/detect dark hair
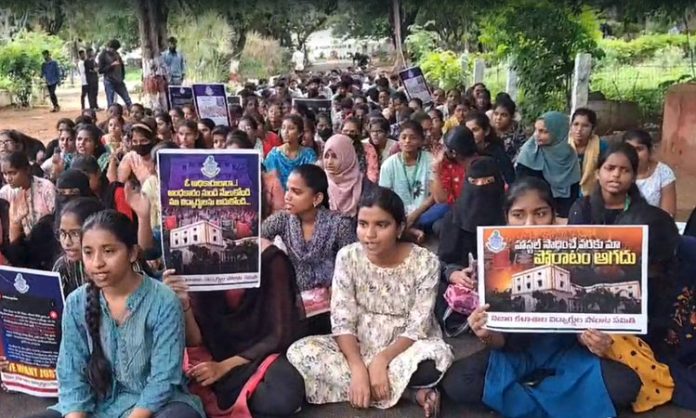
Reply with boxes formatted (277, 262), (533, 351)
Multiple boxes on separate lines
(229, 104), (244, 118)
(151, 140), (178, 161)
(504, 177), (556, 219)
(358, 186), (406, 227)
(182, 104), (196, 115)
(1, 151), (30, 171)
(131, 103), (144, 112)
(82, 210), (136, 398)
(398, 120), (425, 140)
(178, 119), (198, 133)
(108, 103), (124, 116)
(198, 118), (215, 131)
(106, 115), (125, 132)
(494, 95), (517, 116)
(70, 155), (100, 176)
(316, 113), (331, 126)
(169, 107), (184, 118)
(444, 126), (477, 158)
(59, 127), (76, 140)
(622, 129), (653, 154)
(56, 118), (75, 130)
(42, 49), (50, 55)
(598, 141), (640, 176)
(465, 111), (501, 146)
(291, 164), (330, 209)
(410, 111), (431, 125)
(226, 129), (254, 149)
(409, 97), (423, 108)
(283, 114), (305, 136)
(341, 116), (363, 134)
(340, 97), (354, 110)
(61, 197), (104, 225)
(571, 107), (598, 128)
(391, 91), (408, 103)
(589, 142), (644, 224)
(76, 124), (107, 157)
(370, 117), (390, 133)
(428, 108), (444, 121)
(131, 123), (155, 142)
(212, 125), (231, 139)
(107, 39), (121, 50)
(74, 115), (94, 126)
(303, 117), (316, 134)
(239, 115), (259, 131)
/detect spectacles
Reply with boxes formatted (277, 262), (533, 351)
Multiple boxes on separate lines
(56, 230), (82, 242)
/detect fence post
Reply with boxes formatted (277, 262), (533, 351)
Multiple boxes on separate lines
(473, 59), (486, 84)
(571, 53), (592, 114)
(506, 59), (518, 101)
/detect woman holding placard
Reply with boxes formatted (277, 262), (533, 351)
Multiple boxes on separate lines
(441, 177), (641, 418)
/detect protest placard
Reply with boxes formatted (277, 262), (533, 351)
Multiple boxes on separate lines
(227, 95), (241, 106)
(292, 98), (332, 123)
(193, 83), (231, 126)
(0, 266), (64, 397)
(477, 225), (648, 334)
(168, 85), (194, 110)
(399, 66), (433, 105)
(158, 149), (261, 291)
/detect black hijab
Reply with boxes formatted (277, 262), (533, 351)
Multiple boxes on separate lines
(452, 157), (506, 232)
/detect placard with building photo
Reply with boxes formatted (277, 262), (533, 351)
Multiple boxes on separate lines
(158, 149), (261, 291)
(477, 225), (648, 334)
(192, 83), (231, 126)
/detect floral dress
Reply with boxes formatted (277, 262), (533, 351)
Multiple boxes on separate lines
(286, 243), (453, 408)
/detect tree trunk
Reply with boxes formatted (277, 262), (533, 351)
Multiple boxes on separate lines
(135, 0), (168, 109)
(37, 0), (64, 35)
(225, 13), (249, 86)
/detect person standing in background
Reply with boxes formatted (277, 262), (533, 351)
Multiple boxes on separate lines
(98, 39), (132, 109)
(77, 50), (89, 110)
(41, 50), (61, 112)
(162, 36), (185, 86)
(84, 48), (100, 110)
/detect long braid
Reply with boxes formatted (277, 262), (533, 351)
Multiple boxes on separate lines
(85, 280), (112, 398)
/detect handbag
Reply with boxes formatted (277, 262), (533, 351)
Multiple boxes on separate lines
(442, 284), (479, 337)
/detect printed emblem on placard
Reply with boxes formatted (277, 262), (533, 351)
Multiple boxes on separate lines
(486, 230), (506, 253)
(14, 273), (29, 294)
(201, 155), (221, 178)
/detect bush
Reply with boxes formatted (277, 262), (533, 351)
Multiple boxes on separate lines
(239, 33), (292, 80)
(420, 50), (467, 91)
(169, 11), (231, 83)
(0, 31), (68, 106)
(599, 34), (691, 65)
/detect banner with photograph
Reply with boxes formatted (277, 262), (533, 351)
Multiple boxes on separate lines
(168, 86), (194, 110)
(0, 266), (64, 397)
(477, 225), (648, 334)
(158, 149), (261, 291)
(193, 83), (231, 126)
(399, 66), (433, 105)
(292, 98), (332, 123)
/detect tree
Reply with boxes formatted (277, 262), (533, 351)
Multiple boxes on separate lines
(480, 0), (602, 117)
(331, 0), (418, 49)
(3, 0), (66, 35)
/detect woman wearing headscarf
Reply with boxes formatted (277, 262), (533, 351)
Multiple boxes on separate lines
(516, 111), (581, 218)
(438, 157), (506, 284)
(322, 134), (378, 219)
(54, 169), (94, 230)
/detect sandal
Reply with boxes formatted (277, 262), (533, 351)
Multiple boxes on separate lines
(416, 388), (441, 418)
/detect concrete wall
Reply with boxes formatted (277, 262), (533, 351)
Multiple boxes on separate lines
(660, 83), (696, 176)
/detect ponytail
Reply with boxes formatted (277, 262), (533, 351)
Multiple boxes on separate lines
(85, 281), (112, 398)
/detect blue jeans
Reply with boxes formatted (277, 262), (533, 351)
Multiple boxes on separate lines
(416, 203), (450, 233)
(104, 79), (132, 108)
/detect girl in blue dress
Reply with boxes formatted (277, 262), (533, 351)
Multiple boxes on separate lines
(264, 114), (317, 190)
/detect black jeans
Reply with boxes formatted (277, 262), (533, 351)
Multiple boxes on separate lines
(46, 83), (58, 108)
(87, 80), (99, 109)
(441, 349), (641, 410)
(80, 84), (88, 109)
(24, 402), (201, 418)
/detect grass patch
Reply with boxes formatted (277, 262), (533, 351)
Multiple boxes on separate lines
(125, 66), (142, 83)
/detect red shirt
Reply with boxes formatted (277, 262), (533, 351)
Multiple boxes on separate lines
(439, 160), (466, 204)
(263, 132), (282, 157)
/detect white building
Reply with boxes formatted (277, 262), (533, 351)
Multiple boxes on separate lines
(511, 265), (641, 312)
(512, 265), (573, 311)
(170, 220), (224, 264)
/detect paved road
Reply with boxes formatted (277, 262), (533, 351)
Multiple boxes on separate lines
(3, 336), (696, 417)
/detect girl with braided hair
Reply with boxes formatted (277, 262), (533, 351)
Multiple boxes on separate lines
(26, 210), (203, 418)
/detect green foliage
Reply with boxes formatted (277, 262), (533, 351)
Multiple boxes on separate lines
(0, 30), (67, 106)
(598, 34), (691, 65)
(420, 50), (466, 91)
(480, 1), (602, 119)
(239, 33), (292, 80)
(169, 11), (231, 82)
(404, 23), (441, 63)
